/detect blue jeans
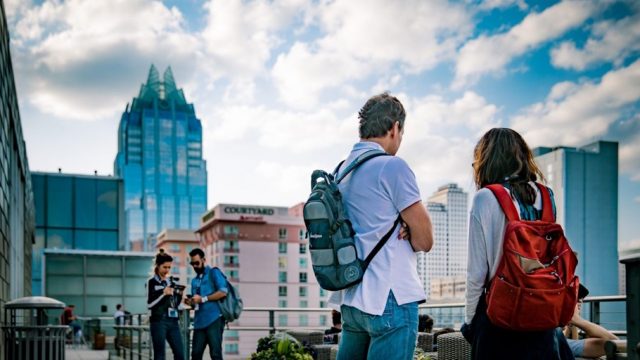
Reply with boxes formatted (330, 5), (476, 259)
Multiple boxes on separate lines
(191, 316), (224, 360)
(337, 292), (418, 360)
(150, 318), (185, 360)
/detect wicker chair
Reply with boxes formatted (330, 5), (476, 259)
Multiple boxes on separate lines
(417, 332), (434, 352)
(437, 332), (471, 360)
(285, 329), (325, 346)
(314, 344), (339, 360)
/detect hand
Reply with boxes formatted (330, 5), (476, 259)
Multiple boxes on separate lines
(184, 297), (192, 306)
(163, 287), (174, 296)
(192, 294), (203, 304)
(398, 222), (411, 240)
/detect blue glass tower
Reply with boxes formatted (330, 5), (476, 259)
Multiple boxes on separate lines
(114, 65), (207, 250)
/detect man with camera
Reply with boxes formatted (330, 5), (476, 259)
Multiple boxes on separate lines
(185, 248), (228, 360)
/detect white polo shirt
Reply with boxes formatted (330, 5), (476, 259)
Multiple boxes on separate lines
(328, 141), (426, 316)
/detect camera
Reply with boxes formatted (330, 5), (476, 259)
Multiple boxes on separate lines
(168, 276), (186, 296)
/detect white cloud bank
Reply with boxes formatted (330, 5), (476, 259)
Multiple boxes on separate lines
(454, 1), (598, 88)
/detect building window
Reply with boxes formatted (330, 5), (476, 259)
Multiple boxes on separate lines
(226, 269), (239, 280)
(299, 258), (307, 269)
(170, 244), (180, 252)
(299, 229), (306, 240)
(224, 240), (237, 252)
(278, 256), (287, 269)
(224, 225), (239, 235)
(224, 255), (238, 267)
(279, 242), (287, 254)
(299, 314), (308, 327)
(299, 272), (307, 283)
(320, 315), (328, 326)
(299, 244), (307, 254)
(224, 330), (239, 341)
(224, 343), (239, 355)
(279, 228), (288, 240)
(278, 300), (287, 308)
(279, 271), (287, 283)
(279, 286), (287, 297)
(299, 286), (307, 297)
(299, 300), (308, 308)
(320, 301), (326, 308)
(278, 314), (288, 326)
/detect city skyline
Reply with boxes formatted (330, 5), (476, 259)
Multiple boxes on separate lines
(5, 0), (639, 250)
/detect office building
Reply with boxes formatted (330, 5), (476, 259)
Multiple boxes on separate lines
(417, 183), (468, 298)
(534, 141), (618, 296)
(196, 203), (328, 357)
(155, 229), (200, 293)
(42, 249), (154, 334)
(31, 172), (125, 295)
(114, 65), (207, 251)
(0, 0), (35, 312)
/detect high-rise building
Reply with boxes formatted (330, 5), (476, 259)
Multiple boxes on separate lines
(0, 0), (35, 316)
(417, 183), (468, 299)
(196, 203), (329, 357)
(534, 141), (619, 296)
(31, 172), (125, 295)
(115, 65), (207, 251)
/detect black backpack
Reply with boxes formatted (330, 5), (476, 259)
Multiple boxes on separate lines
(303, 149), (401, 291)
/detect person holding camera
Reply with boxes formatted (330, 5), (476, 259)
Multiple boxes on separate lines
(147, 249), (185, 360)
(185, 248), (228, 360)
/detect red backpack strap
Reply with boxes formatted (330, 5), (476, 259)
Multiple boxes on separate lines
(485, 184), (520, 222)
(534, 183), (555, 223)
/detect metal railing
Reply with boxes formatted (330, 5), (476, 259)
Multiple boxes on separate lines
(111, 295), (628, 358)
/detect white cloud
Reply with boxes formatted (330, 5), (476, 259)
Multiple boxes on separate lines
(272, 0), (473, 108)
(511, 59), (640, 147)
(199, 0), (309, 80)
(619, 127), (640, 181)
(207, 104), (355, 152)
(9, 0), (200, 120)
(551, 11), (640, 71)
(478, 0), (527, 11)
(454, 1), (597, 88)
(272, 42), (372, 109)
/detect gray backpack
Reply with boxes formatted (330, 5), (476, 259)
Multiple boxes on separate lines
(211, 268), (243, 323)
(303, 150), (401, 291)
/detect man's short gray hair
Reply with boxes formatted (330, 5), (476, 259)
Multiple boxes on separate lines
(358, 92), (406, 139)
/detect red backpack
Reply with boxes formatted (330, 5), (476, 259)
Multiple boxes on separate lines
(485, 183), (579, 331)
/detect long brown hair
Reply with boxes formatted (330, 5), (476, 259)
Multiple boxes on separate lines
(473, 128), (544, 204)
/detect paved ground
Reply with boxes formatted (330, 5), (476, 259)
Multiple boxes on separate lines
(66, 347), (109, 360)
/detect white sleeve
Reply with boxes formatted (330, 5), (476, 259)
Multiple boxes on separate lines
(465, 213), (489, 324)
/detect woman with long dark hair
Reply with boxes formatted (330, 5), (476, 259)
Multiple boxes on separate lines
(147, 249), (185, 360)
(461, 128), (574, 359)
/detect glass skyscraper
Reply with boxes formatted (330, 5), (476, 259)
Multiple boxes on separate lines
(114, 65), (207, 251)
(534, 141), (619, 296)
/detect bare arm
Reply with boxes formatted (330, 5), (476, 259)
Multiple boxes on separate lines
(400, 201), (433, 252)
(571, 314), (618, 341)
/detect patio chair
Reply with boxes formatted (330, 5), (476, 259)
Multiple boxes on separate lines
(417, 332), (434, 352)
(285, 329), (324, 346)
(437, 332), (471, 360)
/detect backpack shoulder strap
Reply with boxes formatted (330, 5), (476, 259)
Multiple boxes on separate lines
(335, 149), (388, 184)
(363, 215), (402, 270)
(534, 183), (555, 223)
(485, 184), (520, 222)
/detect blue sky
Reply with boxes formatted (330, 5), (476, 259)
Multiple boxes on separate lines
(5, 0), (640, 249)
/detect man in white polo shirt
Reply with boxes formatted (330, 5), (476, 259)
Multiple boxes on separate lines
(332, 92), (434, 360)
